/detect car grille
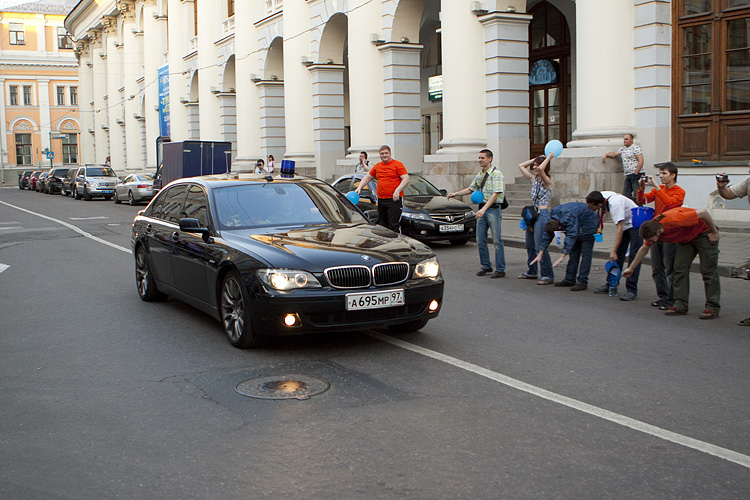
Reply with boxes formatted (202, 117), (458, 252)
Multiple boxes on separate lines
(373, 262), (409, 286)
(325, 266), (371, 288)
(325, 262), (409, 289)
(430, 213), (466, 223)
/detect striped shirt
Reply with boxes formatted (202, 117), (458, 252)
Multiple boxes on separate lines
(469, 167), (504, 205)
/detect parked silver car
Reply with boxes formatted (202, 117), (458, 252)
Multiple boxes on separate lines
(72, 165), (118, 201)
(114, 174), (154, 205)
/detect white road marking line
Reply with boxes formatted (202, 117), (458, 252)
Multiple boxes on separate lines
(5, 198), (747, 470)
(0, 227), (13, 230)
(69, 216), (109, 220)
(0, 200), (130, 254)
(0, 263), (9, 273)
(368, 331), (750, 470)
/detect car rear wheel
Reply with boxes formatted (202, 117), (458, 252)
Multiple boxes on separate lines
(449, 238), (469, 246)
(128, 191), (137, 206)
(387, 319), (429, 334)
(220, 271), (266, 348)
(135, 246), (167, 302)
(113, 190), (121, 204)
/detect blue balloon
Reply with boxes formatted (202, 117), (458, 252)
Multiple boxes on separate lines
(345, 191), (360, 205)
(470, 191), (484, 204)
(544, 139), (564, 158)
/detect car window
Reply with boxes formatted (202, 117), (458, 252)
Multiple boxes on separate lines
(162, 185), (189, 224)
(403, 176), (443, 196)
(353, 178), (374, 197)
(76, 168), (84, 176)
(123, 175), (134, 183)
(85, 167), (116, 177)
(213, 182), (366, 230)
(183, 185), (208, 228)
(332, 178), (352, 192)
(137, 174), (153, 181)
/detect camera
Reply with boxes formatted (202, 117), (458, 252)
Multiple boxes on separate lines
(639, 171), (648, 181)
(716, 174), (729, 183)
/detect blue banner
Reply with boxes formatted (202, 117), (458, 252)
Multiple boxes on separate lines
(158, 64), (171, 138)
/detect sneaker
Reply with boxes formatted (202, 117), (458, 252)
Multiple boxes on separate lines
(738, 317), (750, 326)
(593, 284), (609, 294)
(651, 300), (666, 308)
(490, 271), (506, 278)
(620, 292), (637, 301)
(570, 283), (587, 291)
(659, 303), (672, 311)
(555, 280), (575, 287)
(477, 269), (491, 276)
(699, 309), (719, 320)
(664, 307), (687, 316)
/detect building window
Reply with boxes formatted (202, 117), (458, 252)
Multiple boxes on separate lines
(62, 133), (78, 164)
(673, 0), (750, 161)
(70, 87), (78, 105)
(15, 134), (32, 165)
(57, 87), (66, 106)
(23, 86), (32, 105)
(265, 0), (282, 15)
(58, 27), (73, 49)
(9, 85), (18, 105)
(9, 23), (25, 45)
(228, 0), (235, 17)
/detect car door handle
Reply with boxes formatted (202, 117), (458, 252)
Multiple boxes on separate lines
(171, 232), (179, 242)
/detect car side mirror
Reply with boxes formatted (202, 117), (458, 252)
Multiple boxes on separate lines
(179, 218), (213, 243)
(439, 189), (447, 196)
(364, 210), (379, 225)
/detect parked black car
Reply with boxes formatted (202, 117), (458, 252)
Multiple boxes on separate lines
(18, 170), (33, 190)
(35, 172), (50, 192)
(131, 174), (444, 348)
(61, 168), (78, 196)
(43, 168), (70, 194)
(332, 173), (476, 245)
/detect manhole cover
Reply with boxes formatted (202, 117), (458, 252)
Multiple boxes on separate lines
(235, 374), (330, 400)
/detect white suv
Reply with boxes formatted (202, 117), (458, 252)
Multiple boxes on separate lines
(73, 165), (119, 201)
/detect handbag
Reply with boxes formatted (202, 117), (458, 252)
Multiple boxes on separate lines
(522, 205), (539, 227)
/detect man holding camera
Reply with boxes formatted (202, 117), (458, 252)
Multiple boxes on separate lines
(601, 133), (644, 202)
(637, 162), (685, 310)
(716, 159), (750, 326)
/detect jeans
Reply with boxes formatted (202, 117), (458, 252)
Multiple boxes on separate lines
(651, 241), (677, 305)
(377, 198), (402, 232)
(524, 208), (553, 280)
(565, 234), (594, 285)
(600, 227), (643, 294)
(477, 206), (505, 272)
(672, 232), (720, 313)
(623, 173), (640, 202)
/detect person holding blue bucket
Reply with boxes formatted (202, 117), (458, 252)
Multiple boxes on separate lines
(589, 190), (643, 300)
(637, 162), (685, 310)
(517, 151), (555, 284)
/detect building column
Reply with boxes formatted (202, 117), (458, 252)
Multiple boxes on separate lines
(232, 0), (261, 172)
(121, 3), (141, 171)
(142, 0), (160, 168)
(257, 80), (285, 168)
(218, 93), (237, 150)
(76, 41), (94, 165)
(104, 17), (124, 169)
(567, 0), (635, 148)
(90, 30), (108, 164)
(167, 0), (187, 141)
(38, 79), (52, 156)
(309, 64), (345, 182)
(0, 77), (7, 175)
(196, 0), (220, 141)
(480, 12), (532, 175)
(436, 0), (487, 156)
(378, 43), (423, 172)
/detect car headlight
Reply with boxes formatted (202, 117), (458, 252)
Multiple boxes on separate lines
(414, 257), (440, 278)
(402, 212), (431, 220)
(257, 269), (322, 290)
(464, 210), (475, 219)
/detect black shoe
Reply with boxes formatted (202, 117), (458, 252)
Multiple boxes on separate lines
(659, 303), (672, 311)
(554, 281), (575, 287)
(490, 271), (506, 278)
(570, 283), (587, 291)
(477, 269), (491, 276)
(651, 299), (666, 308)
(593, 284), (609, 294)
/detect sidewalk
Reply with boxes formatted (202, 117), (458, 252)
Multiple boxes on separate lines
(500, 214), (750, 278)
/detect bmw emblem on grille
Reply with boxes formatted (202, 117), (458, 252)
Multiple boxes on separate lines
(361, 255), (371, 261)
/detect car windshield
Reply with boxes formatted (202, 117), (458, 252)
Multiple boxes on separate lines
(136, 174), (153, 181)
(213, 182), (367, 230)
(86, 167), (116, 177)
(403, 176), (443, 196)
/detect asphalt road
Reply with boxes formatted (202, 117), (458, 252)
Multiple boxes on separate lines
(1, 185), (749, 499)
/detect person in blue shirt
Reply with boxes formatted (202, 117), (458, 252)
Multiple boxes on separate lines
(530, 193), (604, 291)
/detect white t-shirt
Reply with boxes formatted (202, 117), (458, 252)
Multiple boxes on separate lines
(729, 176), (750, 204)
(601, 190), (637, 230)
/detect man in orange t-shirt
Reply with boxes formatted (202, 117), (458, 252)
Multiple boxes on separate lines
(623, 207), (720, 320)
(356, 145), (410, 232)
(636, 162), (685, 310)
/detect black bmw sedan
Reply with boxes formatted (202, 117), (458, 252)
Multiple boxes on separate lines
(332, 173), (476, 245)
(131, 174), (444, 348)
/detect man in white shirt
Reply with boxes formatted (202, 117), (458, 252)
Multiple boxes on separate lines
(601, 134), (644, 202)
(590, 190), (643, 301)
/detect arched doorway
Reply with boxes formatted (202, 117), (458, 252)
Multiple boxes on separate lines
(528, 1), (571, 158)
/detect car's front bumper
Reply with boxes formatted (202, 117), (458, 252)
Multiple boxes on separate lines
(401, 218), (476, 242)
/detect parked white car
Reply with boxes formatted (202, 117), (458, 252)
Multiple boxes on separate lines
(114, 174), (155, 205)
(72, 165), (118, 201)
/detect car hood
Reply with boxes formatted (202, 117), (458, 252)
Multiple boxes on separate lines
(403, 195), (472, 214)
(220, 223), (436, 270)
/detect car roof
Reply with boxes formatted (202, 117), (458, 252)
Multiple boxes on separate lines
(165, 173), (324, 190)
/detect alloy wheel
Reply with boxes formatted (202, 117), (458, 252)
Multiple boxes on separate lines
(221, 275), (245, 344)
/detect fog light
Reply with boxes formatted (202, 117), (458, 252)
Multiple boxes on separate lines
(284, 314), (297, 327)
(428, 300), (439, 312)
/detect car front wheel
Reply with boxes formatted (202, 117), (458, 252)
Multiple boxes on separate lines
(73, 186), (81, 200)
(135, 246), (166, 302)
(220, 271), (265, 348)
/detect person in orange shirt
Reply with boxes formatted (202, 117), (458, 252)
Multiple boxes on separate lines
(636, 162), (685, 310)
(623, 207), (720, 320)
(356, 145), (410, 232)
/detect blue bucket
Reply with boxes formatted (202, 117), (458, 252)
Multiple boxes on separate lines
(631, 206), (654, 228)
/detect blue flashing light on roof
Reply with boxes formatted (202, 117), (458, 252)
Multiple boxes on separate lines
(280, 159), (295, 178)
